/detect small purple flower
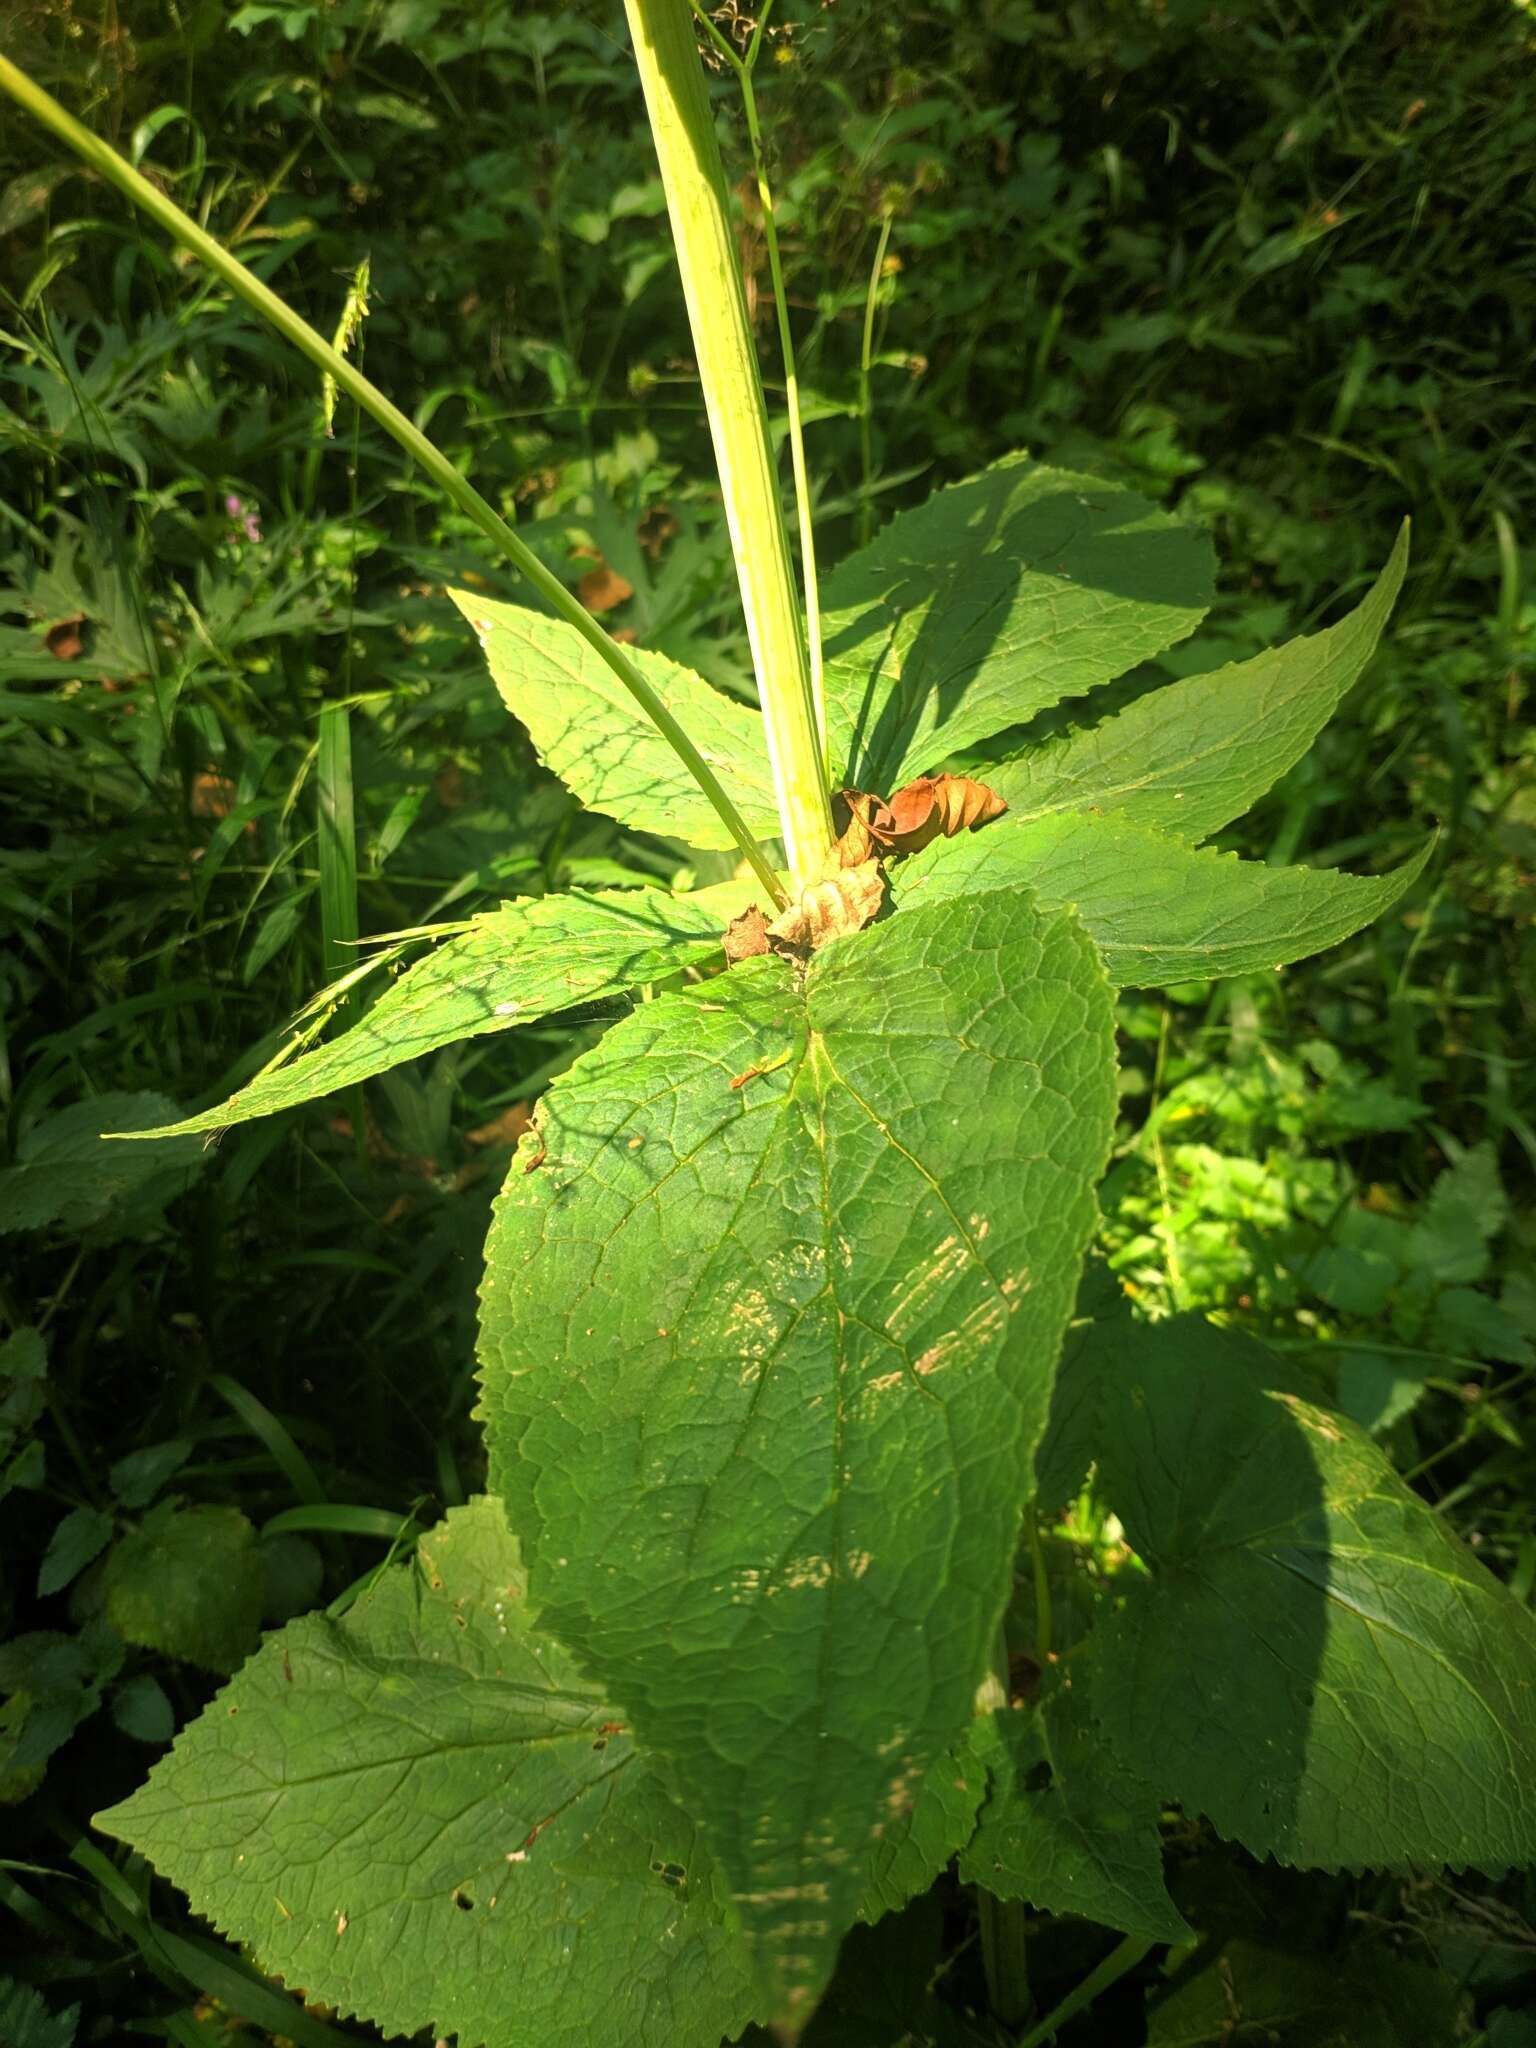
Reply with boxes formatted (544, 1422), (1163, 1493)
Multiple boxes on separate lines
(222, 493), (262, 545)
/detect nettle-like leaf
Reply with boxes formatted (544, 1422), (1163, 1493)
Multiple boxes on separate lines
(892, 812), (1429, 989)
(477, 886), (1117, 2019)
(821, 456), (1216, 794)
(97, 1499), (763, 2048)
(988, 522), (1409, 843)
(448, 592), (779, 849)
(128, 886), (744, 1139)
(1089, 1317), (1536, 1874)
(959, 1676), (1189, 1944)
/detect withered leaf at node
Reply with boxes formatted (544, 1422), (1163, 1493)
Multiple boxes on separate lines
(723, 905), (772, 963)
(831, 788), (896, 869)
(885, 773), (1008, 853)
(768, 860), (885, 956)
(832, 774), (1006, 864)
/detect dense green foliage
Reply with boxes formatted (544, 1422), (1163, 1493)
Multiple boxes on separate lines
(2, 1), (1534, 2042)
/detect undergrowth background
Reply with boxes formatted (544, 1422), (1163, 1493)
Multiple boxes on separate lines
(1, 0), (1533, 2041)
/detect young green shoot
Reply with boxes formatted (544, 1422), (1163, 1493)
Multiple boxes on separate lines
(624, 0), (833, 888)
(688, 0), (829, 780)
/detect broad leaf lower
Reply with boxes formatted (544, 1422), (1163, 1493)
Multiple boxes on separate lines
(96, 1499), (762, 2048)
(1090, 1317), (1536, 1874)
(959, 1677), (1189, 1943)
(477, 886), (1117, 2020)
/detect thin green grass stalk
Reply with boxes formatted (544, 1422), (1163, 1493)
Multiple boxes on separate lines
(688, 0), (828, 777)
(1014, 1934), (1154, 2048)
(624, 0), (832, 888)
(0, 54), (788, 911)
(857, 210), (894, 548)
(315, 704), (359, 992)
(209, 1373), (328, 1507)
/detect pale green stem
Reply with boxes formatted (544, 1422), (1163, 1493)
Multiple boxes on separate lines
(688, 0), (827, 778)
(974, 1628), (1031, 2027)
(857, 210), (894, 548)
(0, 53), (788, 911)
(624, 0), (833, 889)
(1015, 1935), (1154, 2048)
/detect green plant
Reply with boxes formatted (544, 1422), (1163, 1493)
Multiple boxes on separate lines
(5, 9), (1535, 2048)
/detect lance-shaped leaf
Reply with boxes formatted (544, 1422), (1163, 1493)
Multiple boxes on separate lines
(95, 1499), (762, 2048)
(986, 524), (1410, 843)
(891, 811), (1430, 987)
(450, 592), (778, 848)
(959, 1677), (1189, 1943)
(122, 887), (741, 1140)
(476, 887), (1117, 2021)
(1089, 1317), (1536, 1873)
(822, 457), (1214, 794)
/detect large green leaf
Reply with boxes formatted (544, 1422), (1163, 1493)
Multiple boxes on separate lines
(96, 1500), (762, 2048)
(892, 812), (1429, 987)
(449, 591), (778, 848)
(822, 457), (1214, 793)
(959, 1678), (1189, 1943)
(123, 887), (740, 1139)
(1090, 1317), (1536, 1873)
(987, 524), (1409, 842)
(477, 887), (1117, 2021)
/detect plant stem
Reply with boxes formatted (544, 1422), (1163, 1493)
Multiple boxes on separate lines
(1024, 1504), (1053, 1664)
(1014, 1935), (1154, 2048)
(857, 209), (894, 547)
(0, 53), (788, 911)
(624, 0), (833, 888)
(688, 0), (828, 778)
(974, 1629), (1031, 2028)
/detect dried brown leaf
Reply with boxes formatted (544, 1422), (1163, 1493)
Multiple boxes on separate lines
(45, 615), (87, 661)
(885, 772), (1007, 853)
(768, 860), (885, 956)
(577, 562), (635, 614)
(465, 1102), (535, 1149)
(723, 905), (772, 963)
(637, 506), (679, 559)
(830, 788), (895, 869)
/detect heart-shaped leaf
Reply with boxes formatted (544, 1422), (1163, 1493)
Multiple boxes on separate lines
(1089, 1317), (1536, 1874)
(477, 886), (1118, 2020)
(96, 1500), (762, 2048)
